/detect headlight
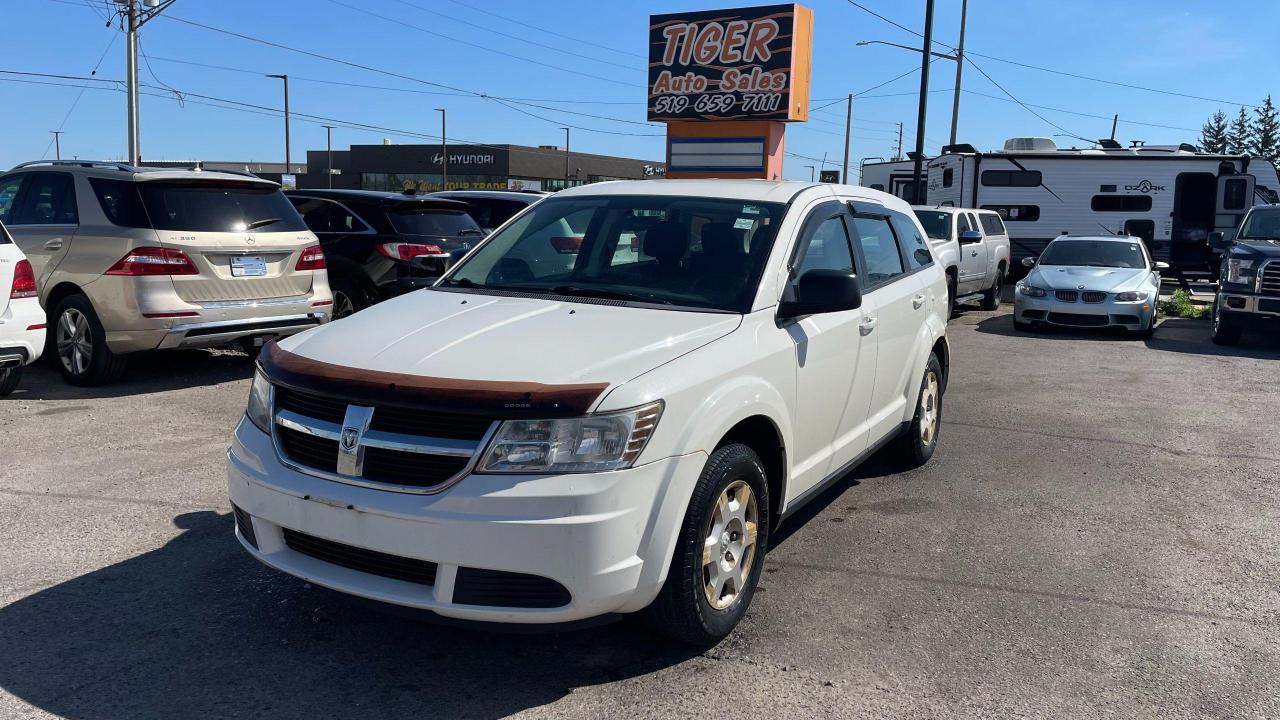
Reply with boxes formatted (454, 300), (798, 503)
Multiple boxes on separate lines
(1114, 290), (1149, 302)
(1017, 283), (1046, 297)
(1226, 258), (1255, 284)
(246, 370), (273, 433)
(477, 401), (663, 473)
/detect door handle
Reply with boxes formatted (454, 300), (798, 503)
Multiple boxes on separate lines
(859, 316), (877, 336)
(912, 294), (926, 309)
(970, 250), (979, 257)
(43, 239), (63, 250)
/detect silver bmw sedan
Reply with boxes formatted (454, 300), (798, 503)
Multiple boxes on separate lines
(1014, 235), (1167, 337)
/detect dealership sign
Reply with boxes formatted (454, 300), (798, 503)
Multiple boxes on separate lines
(648, 4), (812, 122)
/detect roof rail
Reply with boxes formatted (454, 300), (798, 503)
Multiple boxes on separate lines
(10, 159), (138, 172)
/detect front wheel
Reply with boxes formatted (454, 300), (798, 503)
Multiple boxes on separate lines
(893, 352), (943, 469)
(0, 366), (21, 396)
(1211, 298), (1242, 346)
(643, 443), (770, 645)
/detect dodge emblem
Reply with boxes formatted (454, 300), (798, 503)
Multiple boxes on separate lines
(340, 427), (361, 452)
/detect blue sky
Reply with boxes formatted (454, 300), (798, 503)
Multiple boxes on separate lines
(5, 0), (1277, 179)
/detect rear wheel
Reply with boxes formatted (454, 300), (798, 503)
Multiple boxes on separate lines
(329, 277), (368, 320)
(1211, 298), (1242, 346)
(893, 353), (943, 469)
(52, 295), (128, 386)
(979, 268), (1004, 310)
(644, 443), (770, 645)
(0, 367), (21, 396)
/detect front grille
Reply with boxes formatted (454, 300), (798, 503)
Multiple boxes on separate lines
(453, 567), (571, 608)
(362, 448), (470, 487)
(278, 425), (340, 473)
(1081, 291), (1107, 303)
(283, 528), (438, 586)
(1261, 261), (1280, 297)
(232, 503), (258, 549)
(1054, 290), (1079, 302)
(1259, 298), (1280, 314)
(273, 387), (494, 492)
(1048, 312), (1109, 327)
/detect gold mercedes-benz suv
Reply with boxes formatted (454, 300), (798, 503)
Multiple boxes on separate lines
(0, 161), (332, 385)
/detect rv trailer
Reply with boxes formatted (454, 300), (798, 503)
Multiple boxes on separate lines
(860, 157), (928, 202)
(919, 138), (1280, 277)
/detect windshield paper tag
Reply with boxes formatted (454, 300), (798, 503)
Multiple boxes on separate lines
(734, 218), (755, 230)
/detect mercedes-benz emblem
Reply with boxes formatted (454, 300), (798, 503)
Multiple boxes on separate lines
(245, 234), (256, 246)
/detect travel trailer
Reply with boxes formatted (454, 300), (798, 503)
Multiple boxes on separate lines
(919, 138), (1280, 276)
(860, 157), (924, 202)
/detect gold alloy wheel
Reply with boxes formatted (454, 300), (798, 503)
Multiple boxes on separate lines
(919, 371), (940, 446)
(701, 479), (759, 610)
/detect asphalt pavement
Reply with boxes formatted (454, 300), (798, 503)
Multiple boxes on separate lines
(2, 304), (1278, 719)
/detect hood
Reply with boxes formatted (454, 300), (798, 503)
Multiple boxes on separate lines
(282, 288), (741, 388)
(1029, 265), (1150, 292)
(1233, 239), (1280, 259)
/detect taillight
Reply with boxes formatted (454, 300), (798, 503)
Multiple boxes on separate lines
(550, 236), (584, 254)
(10, 259), (37, 299)
(105, 247), (199, 276)
(295, 244), (327, 271)
(375, 242), (444, 261)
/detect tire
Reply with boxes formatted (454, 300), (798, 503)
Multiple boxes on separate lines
(51, 295), (128, 386)
(1136, 308), (1158, 340)
(643, 443), (771, 646)
(329, 277), (368, 320)
(945, 273), (957, 318)
(979, 268), (1004, 311)
(893, 352), (943, 469)
(1013, 319), (1032, 332)
(1211, 298), (1242, 346)
(0, 367), (21, 396)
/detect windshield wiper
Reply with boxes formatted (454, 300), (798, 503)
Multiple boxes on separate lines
(548, 285), (673, 304)
(442, 277), (482, 288)
(243, 217), (282, 230)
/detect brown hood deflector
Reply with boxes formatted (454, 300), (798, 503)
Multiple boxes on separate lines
(257, 341), (609, 418)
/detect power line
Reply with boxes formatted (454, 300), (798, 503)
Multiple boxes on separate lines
(963, 56), (1093, 143)
(960, 89), (1198, 132)
(439, 0), (647, 61)
(40, 29), (119, 159)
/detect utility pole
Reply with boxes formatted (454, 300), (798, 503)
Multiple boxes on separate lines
(805, 165), (815, 182)
(435, 108), (447, 190)
(948, 0), (968, 146)
(896, 123), (904, 161)
(50, 131), (63, 160)
(117, 0), (175, 165)
(561, 127), (571, 185)
(842, 94), (853, 183)
(912, 0), (936, 204)
(1110, 114), (1119, 142)
(267, 74), (290, 169)
(322, 125), (334, 189)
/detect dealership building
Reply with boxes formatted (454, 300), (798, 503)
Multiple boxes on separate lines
(296, 142), (665, 192)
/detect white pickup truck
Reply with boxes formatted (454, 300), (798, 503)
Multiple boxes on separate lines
(912, 206), (1011, 316)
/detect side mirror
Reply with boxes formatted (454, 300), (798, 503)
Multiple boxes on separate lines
(1153, 261), (1170, 271)
(958, 230), (983, 245)
(778, 269), (862, 319)
(1207, 231), (1231, 250)
(1021, 256), (1037, 268)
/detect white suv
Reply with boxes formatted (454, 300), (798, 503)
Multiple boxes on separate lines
(0, 220), (45, 395)
(227, 180), (950, 643)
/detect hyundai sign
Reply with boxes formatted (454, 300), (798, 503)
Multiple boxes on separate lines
(648, 4), (813, 122)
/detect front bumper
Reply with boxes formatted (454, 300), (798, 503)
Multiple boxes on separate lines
(1219, 292), (1280, 319)
(0, 296), (46, 367)
(1015, 292), (1155, 329)
(227, 418), (706, 624)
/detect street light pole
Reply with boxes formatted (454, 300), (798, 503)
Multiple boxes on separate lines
(949, 0), (968, 146)
(561, 127), (570, 186)
(435, 108), (447, 190)
(322, 125), (334, 189)
(50, 131), (63, 160)
(267, 74), (290, 170)
(912, 0), (936, 204)
(118, 0), (174, 165)
(805, 165), (815, 182)
(842, 94), (853, 183)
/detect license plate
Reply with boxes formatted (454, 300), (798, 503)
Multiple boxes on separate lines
(231, 255), (267, 277)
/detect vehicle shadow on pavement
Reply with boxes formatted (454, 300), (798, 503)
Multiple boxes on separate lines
(974, 315), (1146, 343)
(0, 350), (255, 402)
(1142, 317), (1280, 359)
(0, 511), (701, 720)
(772, 451), (900, 548)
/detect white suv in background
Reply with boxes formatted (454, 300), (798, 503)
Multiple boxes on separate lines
(912, 206), (1011, 316)
(0, 220), (45, 395)
(228, 180), (950, 643)
(0, 161), (332, 385)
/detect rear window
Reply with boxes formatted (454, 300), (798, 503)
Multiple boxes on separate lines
(137, 181), (307, 232)
(387, 208), (482, 237)
(979, 213), (1006, 235)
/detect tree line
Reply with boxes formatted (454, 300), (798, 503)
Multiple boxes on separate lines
(1199, 96), (1279, 161)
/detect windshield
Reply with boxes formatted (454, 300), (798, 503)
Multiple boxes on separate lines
(1038, 240), (1148, 269)
(1237, 209), (1280, 240)
(913, 210), (951, 240)
(387, 208), (482, 237)
(136, 181), (307, 232)
(442, 195), (786, 312)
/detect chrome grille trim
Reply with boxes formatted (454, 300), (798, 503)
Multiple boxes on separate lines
(1261, 260), (1280, 297)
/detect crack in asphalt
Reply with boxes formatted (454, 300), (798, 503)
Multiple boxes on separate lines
(946, 420), (1280, 464)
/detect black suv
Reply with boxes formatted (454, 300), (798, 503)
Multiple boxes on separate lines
(285, 189), (484, 317)
(429, 189), (548, 234)
(1208, 204), (1280, 345)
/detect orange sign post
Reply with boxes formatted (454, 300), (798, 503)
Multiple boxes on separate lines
(648, 4), (813, 180)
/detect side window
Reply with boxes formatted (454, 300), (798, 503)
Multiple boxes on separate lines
(0, 175), (25, 224)
(965, 212), (981, 235)
(889, 212), (933, 270)
(12, 172), (78, 225)
(1223, 178), (1248, 210)
(89, 177), (149, 228)
(979, 213), (1006, 235)
(956, 213), (972, 233)
(461, 200), (494, 229)
(981, 170), (1042, 187)
(942, 168), (954, 188)
(289, 198), (368, 233)
(793, 215), (854, 278)
(850, 215), (906, 287)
